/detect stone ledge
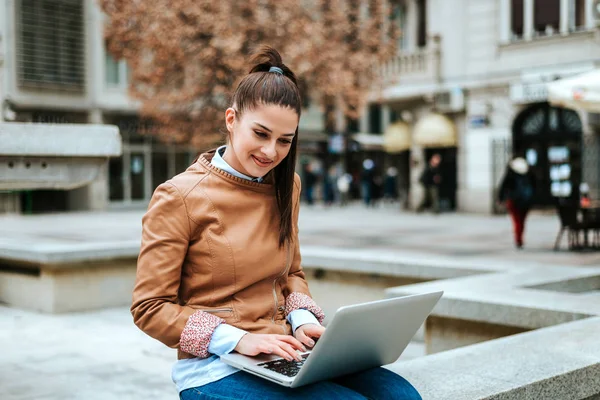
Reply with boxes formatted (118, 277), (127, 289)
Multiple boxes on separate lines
(0, 242), (493, 279)
(387, 317), (600, 400)
(0, 123), (121, 157)
(386, 267), (600, 330)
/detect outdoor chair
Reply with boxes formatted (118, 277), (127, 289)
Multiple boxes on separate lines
(583, 207), (600, 249)
(554, 204), (588, 251)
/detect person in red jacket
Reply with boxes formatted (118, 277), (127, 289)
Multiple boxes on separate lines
(498, 157), (536, 249)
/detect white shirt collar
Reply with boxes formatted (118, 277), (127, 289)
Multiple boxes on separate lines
(211, 146), (264, 183)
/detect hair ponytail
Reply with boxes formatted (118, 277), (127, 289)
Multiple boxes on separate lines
(230, 46), (302, 248)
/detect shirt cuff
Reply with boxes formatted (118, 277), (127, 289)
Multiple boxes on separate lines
(207, 323), (248, 356)
(287, 309), (321, 333)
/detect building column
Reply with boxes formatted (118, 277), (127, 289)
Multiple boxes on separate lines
(499, 0), (511, 43)
(88, 108), (103, 124)
(560, 0), (570, 35)
(381, 104), (391, 134)
(406, 0), (417, 52)
(68, 110), (109, 211)
(585, 0), (596, 29)
(524, 0), (534, 40)
(359, 103), (369, 133)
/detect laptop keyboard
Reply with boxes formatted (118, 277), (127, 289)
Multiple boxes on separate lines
(257, 353), (310, 377)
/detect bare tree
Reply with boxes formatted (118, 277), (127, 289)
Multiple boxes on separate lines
(100, 0), (398, 147)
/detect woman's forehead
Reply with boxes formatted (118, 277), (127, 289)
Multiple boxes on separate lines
(244, 104), (298, 133)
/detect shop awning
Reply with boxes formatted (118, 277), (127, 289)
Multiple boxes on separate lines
(352, 133), (385, 151)
(547, 69), (600, 112)
(383, 121), (411, 153)
(413, 113), (457, 148)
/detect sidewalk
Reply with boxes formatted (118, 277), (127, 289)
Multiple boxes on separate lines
(296, 203), (600, 267)
(0, 205), (598, 399)
(0, 202), (597, 268)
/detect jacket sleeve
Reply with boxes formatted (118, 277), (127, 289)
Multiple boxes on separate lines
(283, 174), (325, 324)
(131, 182), (223, 359)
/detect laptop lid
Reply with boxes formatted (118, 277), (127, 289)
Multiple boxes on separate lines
(290, 291), (443, 387)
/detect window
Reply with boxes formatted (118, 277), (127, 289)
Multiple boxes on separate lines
(346, 116), (359, 133)
(17, 0), (85, 91)
(368, 104), (382, 134)
(391, 2), (408, 50)
(534, 0), (560, 37)
(105, 42), (130, 87)
(511, 0), (524, 39)
(416, 0), (427, 48)
(571, 0), (587, 31)
(105, 51), (120, 86)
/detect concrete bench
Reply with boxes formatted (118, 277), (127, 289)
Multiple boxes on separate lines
(386, 265), (600, 353)
(387, 316), (600, 400)
(0, 225), (491, 313)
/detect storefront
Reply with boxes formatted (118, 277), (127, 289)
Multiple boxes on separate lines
(105, 115), (199, 208)
(412, 113), (458, 211)
(384, 121), (412, 207)
(512, 103), (583, 206)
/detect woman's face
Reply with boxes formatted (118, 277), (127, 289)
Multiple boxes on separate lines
(224, 104), (298, 178)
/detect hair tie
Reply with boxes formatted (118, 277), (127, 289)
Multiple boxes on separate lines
(269, 66), (283, 75)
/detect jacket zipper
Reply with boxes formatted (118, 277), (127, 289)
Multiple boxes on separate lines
(195, 307), (233, 313)
(271, 243), (291, 332)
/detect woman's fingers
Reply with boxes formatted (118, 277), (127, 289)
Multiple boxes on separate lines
(302, 324), (325, 339)
(260, 341), (298, 361)
(294, 329), (314, 348)
(276, 334), (306, 351)
(262, 344), (293, 361)
(275, 340), (303, 361)
(237, 333), (311, 361)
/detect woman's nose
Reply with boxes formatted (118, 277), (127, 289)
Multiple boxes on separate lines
(262, 143), (277, 159)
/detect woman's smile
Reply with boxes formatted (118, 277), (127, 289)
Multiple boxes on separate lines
(252, 155), (274, 168)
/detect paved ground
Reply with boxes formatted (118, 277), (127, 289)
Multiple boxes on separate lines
(1, 202), (598, 267)
(0, 204), (598, 399)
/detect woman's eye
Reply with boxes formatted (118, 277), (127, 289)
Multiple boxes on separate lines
(279, 139), (292, 145)
(254, 131), (268, 138)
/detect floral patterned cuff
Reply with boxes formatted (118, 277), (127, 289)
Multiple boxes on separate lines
(180, 310), (225, 358)
(285, 292), (325, 324)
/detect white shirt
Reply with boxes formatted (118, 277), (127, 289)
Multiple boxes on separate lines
(171, 145), (320, 392)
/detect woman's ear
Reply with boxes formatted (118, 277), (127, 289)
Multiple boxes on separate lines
(225, 108), (236, 133)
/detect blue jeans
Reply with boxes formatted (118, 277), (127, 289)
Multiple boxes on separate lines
(180, 368), (422, 400)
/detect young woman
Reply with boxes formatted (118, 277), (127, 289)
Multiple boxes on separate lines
(132, 46), (422, 400)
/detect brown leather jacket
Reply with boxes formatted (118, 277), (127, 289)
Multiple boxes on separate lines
(131, 151), (324, 360)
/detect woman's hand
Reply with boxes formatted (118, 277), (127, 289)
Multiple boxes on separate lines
(234, 333), (306, 361)
(294, 324), (325, 348)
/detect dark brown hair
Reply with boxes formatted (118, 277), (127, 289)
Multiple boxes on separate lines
(230, 46), (302, 247)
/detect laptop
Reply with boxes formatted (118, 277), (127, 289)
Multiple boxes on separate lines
(220, 291), (443, 388)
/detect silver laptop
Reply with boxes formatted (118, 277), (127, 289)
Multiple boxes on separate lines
(221, 291), (443, 388)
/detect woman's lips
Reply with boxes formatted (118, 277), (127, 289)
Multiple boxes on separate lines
(252, 155), (273, 168)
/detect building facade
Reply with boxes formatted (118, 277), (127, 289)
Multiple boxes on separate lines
(2, 0), (599, 214)
(0, 0), (329, 213)
(363, 0), (600, 213)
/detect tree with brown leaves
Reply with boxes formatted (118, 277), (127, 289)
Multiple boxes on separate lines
(100, 0), (399, 147)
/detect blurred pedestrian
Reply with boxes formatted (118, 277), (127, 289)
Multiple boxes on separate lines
(337, 172), (352, 206)
(303, 163), (317, 205)
(498, 156), (536, 249)
(361, 159), (375, 207)
(417, 154), (442, 213)
(323, 166), (336, 206)
(383, 167), (399, 203)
